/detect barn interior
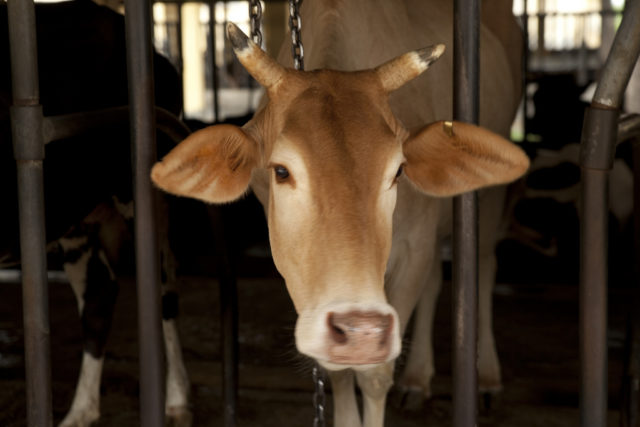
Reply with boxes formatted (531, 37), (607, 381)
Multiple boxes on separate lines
(1, 0), (639, 426)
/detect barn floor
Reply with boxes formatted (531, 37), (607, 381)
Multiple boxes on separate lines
(0, 260), (634, 427)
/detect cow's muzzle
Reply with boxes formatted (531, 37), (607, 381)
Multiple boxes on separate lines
(327, 311), (394, 365)
(294, 300), (401, 369)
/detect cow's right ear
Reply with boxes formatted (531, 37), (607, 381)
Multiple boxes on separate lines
(151, 124), (258, 203)
(403, 120), (529, 197)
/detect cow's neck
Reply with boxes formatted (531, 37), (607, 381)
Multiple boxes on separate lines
(300, 0), (412, 72)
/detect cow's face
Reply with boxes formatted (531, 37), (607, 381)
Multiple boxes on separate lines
(151, 24), (529, 369)
(258, 71), (408, 367)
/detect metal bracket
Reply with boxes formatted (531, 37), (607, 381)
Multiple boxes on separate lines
(618, 114), (640, 145)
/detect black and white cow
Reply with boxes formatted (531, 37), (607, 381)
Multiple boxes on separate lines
(0, 1), (190, 425)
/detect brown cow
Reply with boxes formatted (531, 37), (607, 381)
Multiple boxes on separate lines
(152, 1), (527, 425)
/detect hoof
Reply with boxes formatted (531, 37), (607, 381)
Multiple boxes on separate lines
(391, 384), (430, 411)
(482, 391), (493, 412)
(478, 389), (502, 419)
(166, 406), (193, 427)
(478, 376), (502, 395)
(478, 376), (502, 413)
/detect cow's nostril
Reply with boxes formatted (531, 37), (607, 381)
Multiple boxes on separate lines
(328, 313), (348, 344)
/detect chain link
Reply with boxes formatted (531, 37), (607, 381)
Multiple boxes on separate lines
(312, 364), (326, 427)
(249, 0), (263, 47)
(288, 0), (304, 70)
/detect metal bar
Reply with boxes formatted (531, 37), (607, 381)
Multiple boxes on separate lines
(522, 0), (529, 142)
(618, 114), (640, 144)
(6, 1), (53, 426)
(630, 140), (640, 427)
(578, 2), (640, 426)
(579, 168), (609, 427)
(452, 0), (479, 426)
(170, 3), (186, 126)
(0, 270), (69, 285)
(208, 0), (220, 121)
(591, 0), (640, 110)
(123, 1), (165, 426)
(177, 4), (184, 94)
(207, 205), (239, 427)
(43, 107), (130, 143)
(42, 106), (190, 145)
(207, 3), (235, 419)
(620, 139), (640, 427)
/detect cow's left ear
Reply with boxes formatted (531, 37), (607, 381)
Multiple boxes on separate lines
(403, 120), (530, 197)
(151, 124), (258, 203)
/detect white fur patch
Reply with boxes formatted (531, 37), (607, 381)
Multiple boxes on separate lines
(163, 319), (190, 410)
(59, 235), (91, 314)
(59, 353), (103, 427)
(267, 139), (314, 284)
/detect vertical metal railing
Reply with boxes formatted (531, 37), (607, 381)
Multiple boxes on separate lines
(123, 0), (166, 426)
(208, 206), (239, 427)
(452, 0), (479, 426)
(208, 0), (220, 122)
(579, 1), (640, 426)
(7, 0), (53, 426)
(627, 133), (640, 427)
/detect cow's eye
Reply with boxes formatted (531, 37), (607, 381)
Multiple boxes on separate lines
(395, 165), (404, 179)
(393, 164), (404, 184)
(274, 165), (290, 183)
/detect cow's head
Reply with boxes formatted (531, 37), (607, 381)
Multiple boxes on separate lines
(152, 24), (529, 370)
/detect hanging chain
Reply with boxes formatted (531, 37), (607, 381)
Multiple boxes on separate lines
(249, 2), (316, 424)
(288, 0), (304, 70)
(312, 363), (326, 427)
(249, 0), (263, 47)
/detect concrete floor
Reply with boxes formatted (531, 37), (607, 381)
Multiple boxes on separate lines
(0, 265), (634, 426)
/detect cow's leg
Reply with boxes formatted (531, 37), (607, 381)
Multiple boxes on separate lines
(477, 249), (501, 393)
(396, 250), (442, 404)
(114, 195), (191, 423)
(162, 315), (191, 425)
(58, 227), (118, 427)
(355, 362), (394, 427)
(387, 190), (442, 405)
(328, 369), (361, 427)
(477, 187), (506, 394)
(159, 254), (191, 425)
(157, 196), (191, 426)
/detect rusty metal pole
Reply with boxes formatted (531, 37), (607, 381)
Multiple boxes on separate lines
(7, 1), (53, 426)
(579, 1), (640, 426)
(452, 0), (479, 426)
(123, 0), (165, 426)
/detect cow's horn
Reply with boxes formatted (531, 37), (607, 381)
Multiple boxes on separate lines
(375, 44), (446, 93)
(227, 23), (286, 90)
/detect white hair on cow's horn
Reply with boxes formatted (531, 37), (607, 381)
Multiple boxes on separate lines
(226, 22), (286, 91)
(375, 44), (446, 93)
